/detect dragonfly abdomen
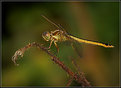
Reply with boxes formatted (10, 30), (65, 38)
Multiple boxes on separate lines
(68, 35), (114, 48)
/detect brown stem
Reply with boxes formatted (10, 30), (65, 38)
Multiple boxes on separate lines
(12, 42), (91, 86)
(66, 77), (74, 86)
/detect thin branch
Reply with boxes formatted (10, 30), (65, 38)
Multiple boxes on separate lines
(70, 57), (90, 86)
(66, 77), (74, 86)
(70, 57), (82, 76)
(12, 42), (91, 86)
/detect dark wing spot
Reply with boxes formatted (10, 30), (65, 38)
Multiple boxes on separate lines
(104, 43), (109, 46)
(104, 43), (112, 46)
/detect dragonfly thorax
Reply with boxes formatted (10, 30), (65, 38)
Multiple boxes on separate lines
(42, 30), (68, 42)
(51, 30), (67, 42)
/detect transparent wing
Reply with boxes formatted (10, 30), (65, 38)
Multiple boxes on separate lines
(71, 41), (83, 58)
(41, 15), (67, 33)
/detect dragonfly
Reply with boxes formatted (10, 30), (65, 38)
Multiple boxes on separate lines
(41, 15), (114, 52)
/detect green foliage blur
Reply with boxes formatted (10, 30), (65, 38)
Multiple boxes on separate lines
(2, 2), (119, 87)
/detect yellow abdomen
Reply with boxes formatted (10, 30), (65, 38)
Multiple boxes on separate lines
(69, 35), (114, 48)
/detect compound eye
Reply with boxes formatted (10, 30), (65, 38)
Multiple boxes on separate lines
(43, 31), (50, 37)
(43, 32), (48, 36)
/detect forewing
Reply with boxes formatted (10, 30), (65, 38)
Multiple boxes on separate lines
(71, 41), (83, 58)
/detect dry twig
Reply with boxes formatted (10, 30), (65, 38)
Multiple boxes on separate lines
(66, 76), (74, 86)
(12, 42), (91, 86)
(70, 57), (90, 86)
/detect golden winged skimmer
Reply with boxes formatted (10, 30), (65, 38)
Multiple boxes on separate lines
(41, 15), (114, 52)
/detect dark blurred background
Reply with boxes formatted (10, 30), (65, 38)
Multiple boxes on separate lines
(2, 2), (119, 87)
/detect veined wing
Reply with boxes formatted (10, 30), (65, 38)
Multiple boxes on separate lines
(41, 15), (60, 29)
(68, 35), (114, 48)
(41, 15), (66, 32)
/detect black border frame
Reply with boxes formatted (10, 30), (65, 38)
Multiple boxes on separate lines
(0, 0), (120, 88)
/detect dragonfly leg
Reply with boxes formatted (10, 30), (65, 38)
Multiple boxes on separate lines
(48, 40), (53, 49)
(54, 42), (59, 53)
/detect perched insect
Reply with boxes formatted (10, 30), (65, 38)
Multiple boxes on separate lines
(41, 15), (114, 52)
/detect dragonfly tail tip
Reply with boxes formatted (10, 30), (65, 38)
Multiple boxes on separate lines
(106, 45), (114, 48)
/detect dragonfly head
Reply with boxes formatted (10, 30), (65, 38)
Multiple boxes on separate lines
(42, 31), (51, 41)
